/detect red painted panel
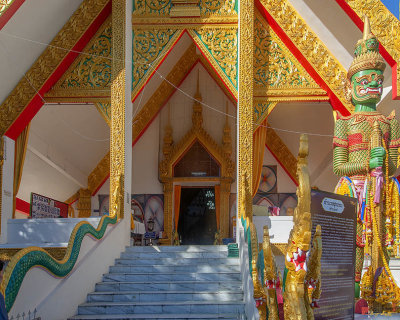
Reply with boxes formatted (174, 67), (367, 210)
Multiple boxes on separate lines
(15, 197), (29, 214)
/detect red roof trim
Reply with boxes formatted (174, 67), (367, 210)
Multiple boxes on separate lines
(255, 0), (350, 116)
(5, 1), (112, 140)
(0, 0), (25, 30)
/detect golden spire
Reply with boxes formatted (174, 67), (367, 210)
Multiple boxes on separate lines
(163, 103), (173, 157)
(192, 69), (203, 127)
(363, 15), (371, 41)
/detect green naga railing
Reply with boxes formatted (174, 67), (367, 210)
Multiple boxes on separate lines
(0, 213), (118, 312)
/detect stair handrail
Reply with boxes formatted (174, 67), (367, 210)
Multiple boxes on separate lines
(0, 209), (119, 313)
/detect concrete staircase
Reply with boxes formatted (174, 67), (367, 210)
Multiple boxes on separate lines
(70, 245), (246, 320)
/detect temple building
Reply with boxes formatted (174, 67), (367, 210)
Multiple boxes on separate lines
(0, 0), (399, 319)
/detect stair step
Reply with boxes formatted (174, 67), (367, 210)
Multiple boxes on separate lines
(123, 245), (228, 253)
(103, 272), (241, 282)
(115, 258), (239, 265)
(70, 313), (242, 319)
(109, 264), (240, 273)
(87, 291), (243, 302)
(73, 245), (245, 319)
(120, 251), (228, 259)
(96, 281), (242, 292)
(78, 301), (245, 315)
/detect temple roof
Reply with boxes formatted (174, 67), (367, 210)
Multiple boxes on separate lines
(0, 0), (399, 207)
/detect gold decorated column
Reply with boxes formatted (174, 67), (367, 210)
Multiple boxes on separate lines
(110, 0), (126, 218)
(238, 0), (254, 220)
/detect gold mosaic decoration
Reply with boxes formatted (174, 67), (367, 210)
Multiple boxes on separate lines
(253, 101), (277, 126)
(132, 28), (181, 98)
(200, 0), (236, 15)
(110, 0), (126, 219)
(254, 13), (326, 98)
(259, 0), (353, 114)
(193, 28), (238, 88)
(238, 0), (254, 220)
(133, 0), (172, 15)
(45, 17), (112, 101)
(0, 0), (110, 136)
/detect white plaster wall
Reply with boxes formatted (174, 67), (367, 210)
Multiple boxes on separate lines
(1, 137), (15, 244)
(6, 217), (101, 244)
(132, 64), (238, 196)
(253, 216), (293, 244)
(132, 113), (163, 194)
(9, 217), (130, 320)
(268, 102), (338, 193)
(159, 64), (236, 158)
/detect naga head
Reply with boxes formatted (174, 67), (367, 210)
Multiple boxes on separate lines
(285, 211), (312, 274)
(346, 16), (386, 107)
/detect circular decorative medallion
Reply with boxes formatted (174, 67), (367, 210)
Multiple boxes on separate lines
(258, 165), (277, 193)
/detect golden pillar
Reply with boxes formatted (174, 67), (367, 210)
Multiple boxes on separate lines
(110, 0), (126, 218)
(238, 0), (254, 220)
(77, 188), (91, 217)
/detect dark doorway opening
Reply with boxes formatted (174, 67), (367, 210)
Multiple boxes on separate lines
(178, 187), (217, 245)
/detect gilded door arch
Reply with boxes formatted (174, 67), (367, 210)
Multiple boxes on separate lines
(159, 82), (234, 244)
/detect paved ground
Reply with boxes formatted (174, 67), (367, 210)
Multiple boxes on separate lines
(355, 314), (400, 319)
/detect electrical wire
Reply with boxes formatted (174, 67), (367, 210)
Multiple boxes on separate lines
(0, 28), (335, 138)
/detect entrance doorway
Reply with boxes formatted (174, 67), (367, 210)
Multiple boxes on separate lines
(178, 187), (217, 245)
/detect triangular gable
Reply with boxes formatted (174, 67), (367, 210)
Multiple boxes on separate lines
(132, 28), (182, 99)
(254, 12), (326, 99)
(45, 16), (112, 103)
(190, 28), (238, 94)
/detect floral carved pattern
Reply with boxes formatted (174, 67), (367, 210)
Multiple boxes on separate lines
(132, 29), (178, 93)
(200, 0), (236, 15)
(57, 19), (112, 89)
(253, 101), (277, 125)
(195, 28), (238, 88)
(133, 0), (171, 15)
(0, 0), (110, 135)
(259, 0), (353, 113)
(94, 102), (111, 126)
(254, 17), (313, 88)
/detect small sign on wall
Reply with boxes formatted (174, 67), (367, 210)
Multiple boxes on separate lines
(30, 193), (68, 218)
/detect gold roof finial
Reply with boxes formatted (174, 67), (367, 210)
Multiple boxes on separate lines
(363, 15), (371, 41)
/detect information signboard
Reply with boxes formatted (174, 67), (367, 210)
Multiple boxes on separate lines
(30, 193), (69, 218)
(311, 190), (357, 320)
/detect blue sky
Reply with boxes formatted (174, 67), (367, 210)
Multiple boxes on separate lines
(381, 0), (399, 18)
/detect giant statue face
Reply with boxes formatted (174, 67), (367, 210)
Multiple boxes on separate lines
(351, 69), (383, 105)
